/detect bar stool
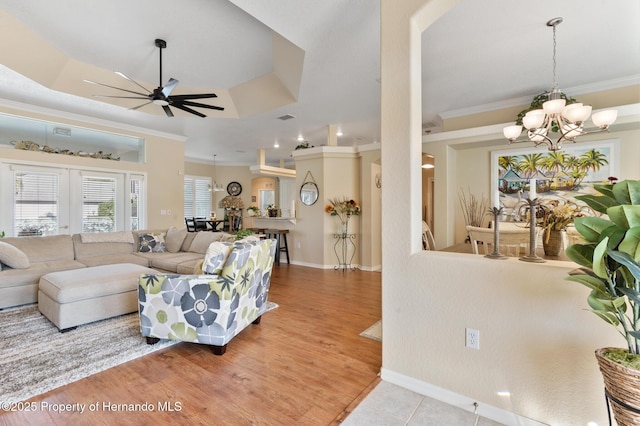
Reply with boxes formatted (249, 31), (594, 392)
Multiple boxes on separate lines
(265, 229), (290, 265)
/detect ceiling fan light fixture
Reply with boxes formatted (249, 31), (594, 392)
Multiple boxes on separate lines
(503, 17), (617, 151)
(85, 38), (223, 118)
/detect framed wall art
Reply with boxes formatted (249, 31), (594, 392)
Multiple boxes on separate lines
(490, 139), (620, 221)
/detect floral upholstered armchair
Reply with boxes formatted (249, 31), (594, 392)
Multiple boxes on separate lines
(138, 238), (277, 355)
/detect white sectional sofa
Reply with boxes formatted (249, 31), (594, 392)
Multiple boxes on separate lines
(0, 228), (233, 310)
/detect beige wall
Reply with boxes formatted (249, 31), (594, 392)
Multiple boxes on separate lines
(184, 161), (254, 220)
(381, 1), (638, 425)
(359, 148), (382, 270)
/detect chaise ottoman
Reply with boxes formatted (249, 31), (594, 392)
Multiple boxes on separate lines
(38, 263), (157, 332)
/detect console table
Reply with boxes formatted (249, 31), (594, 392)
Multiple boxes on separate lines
(333, 233), (356, 271)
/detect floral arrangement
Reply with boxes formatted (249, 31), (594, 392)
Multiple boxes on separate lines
(537, 199), (591, 241)
(325, 197), (361, 223)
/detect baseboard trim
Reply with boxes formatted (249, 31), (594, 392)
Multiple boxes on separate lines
(379, 368), (548, 426)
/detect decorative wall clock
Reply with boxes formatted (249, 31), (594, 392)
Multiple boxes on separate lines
(227, 181), (242, 196)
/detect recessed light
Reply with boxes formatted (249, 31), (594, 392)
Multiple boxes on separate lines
(297, 136), (304, 141)
(274, 141), (280, 148)
(336, 131), (343, 137)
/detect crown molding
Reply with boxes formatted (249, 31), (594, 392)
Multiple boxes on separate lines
(439, 75), (640, 120)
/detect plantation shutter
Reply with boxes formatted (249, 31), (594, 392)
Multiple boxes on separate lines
(195, 179), (211, 217)
(184, 176), (211, 218)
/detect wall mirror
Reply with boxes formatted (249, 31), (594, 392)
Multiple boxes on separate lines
(300, 182), (319, 205)
(300, 171), (319, 205)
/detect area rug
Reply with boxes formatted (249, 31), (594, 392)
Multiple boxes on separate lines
(0, 301), (278, 403)
(359, 320), (382, 342)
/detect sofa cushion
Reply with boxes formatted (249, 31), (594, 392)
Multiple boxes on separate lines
(138, 233), (167, 253)
(147, 252), (203, 273)
(0, 241), (30, 269)
(165, 227), (187, 253)
(78, 253), (150, 268)
(72, 233), (135, 260)
(1, 234), (75, 263)
(79, 231), (134, 244)
(202, 242), (234, 275)
(187, 231), (227, 254)
(0, 260), (87, 289)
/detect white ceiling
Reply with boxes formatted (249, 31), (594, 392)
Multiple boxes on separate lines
(0, 0), (637, 166)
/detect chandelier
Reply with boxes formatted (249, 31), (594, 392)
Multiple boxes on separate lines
(503, 17), (617, 151)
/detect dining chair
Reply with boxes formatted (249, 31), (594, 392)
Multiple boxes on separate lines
(193, 217), (210, 231)
(185, 217), (196, 232)
(466, 225), (530, 257)
(422, 221), (436, 250)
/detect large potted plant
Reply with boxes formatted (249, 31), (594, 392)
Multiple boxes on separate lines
(565, 179), (640, 425)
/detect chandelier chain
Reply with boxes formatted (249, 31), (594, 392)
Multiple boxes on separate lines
(552, 23), (558, 91)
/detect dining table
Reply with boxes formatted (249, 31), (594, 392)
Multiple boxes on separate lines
(196, 218), (225, 231)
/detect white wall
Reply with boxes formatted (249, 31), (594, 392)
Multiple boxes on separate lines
(380, 1), (637, 425)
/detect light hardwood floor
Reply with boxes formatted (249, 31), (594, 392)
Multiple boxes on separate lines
(0, 265), (382, 426)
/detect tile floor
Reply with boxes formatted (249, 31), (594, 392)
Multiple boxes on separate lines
(343, 381), (505, 426)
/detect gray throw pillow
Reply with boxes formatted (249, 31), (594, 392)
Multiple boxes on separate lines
(0, 241), (30, 269)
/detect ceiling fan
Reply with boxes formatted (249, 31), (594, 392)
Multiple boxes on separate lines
(84, 38), (224, 118)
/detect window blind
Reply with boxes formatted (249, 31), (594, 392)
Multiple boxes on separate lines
(13, 170), (59, 236)
(82, 176), (116, 233)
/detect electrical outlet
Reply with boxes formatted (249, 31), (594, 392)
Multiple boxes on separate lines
(466, 328), (479, 349)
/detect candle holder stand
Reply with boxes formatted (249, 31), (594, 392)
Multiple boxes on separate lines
(519, 198), (546, 263)
(485, 207), (507, 259)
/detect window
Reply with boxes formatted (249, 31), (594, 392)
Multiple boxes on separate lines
(184, 176), (211, 218)
(1, 162), (145, 236)
(13, 170), (60, 236)
(81, 175), (117, 233)
(130, 175), (144, 230)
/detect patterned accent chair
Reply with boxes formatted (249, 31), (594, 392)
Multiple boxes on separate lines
(138, 238), (277, 355)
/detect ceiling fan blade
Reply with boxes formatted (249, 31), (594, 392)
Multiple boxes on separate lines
(171, 103), (206, 118)
(83, 80), (149, 97)
(114, 72), (152, 94)
(177, 100), (224, 111)
(130, 101), (153, 111)
(162, 78), (179, 97)
(170, 93), (218, 100)
(162, 105), (174, 117)
(93, 95), (149, 100)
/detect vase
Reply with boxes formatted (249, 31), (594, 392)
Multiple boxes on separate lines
(596, 348), (640, 425)
(341, 221), (348, 235)
(543, 229), (563, 256)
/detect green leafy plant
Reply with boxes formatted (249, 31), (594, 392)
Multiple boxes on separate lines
(247, 206), (260, 214)
(565, 180), (640, 359)
(0, 231), (4, 238)
(515, 91), (578, 133)
(234, 229), (254, 240)
(294, 141), (313, 150)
